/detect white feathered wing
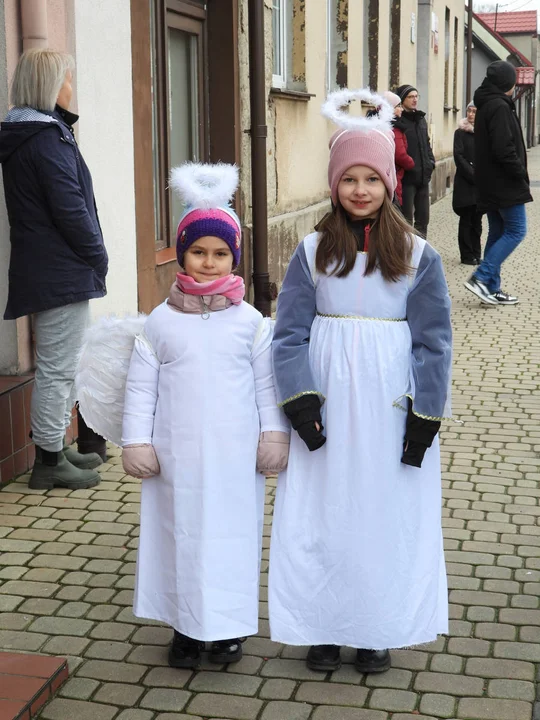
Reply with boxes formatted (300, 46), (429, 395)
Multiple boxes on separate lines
(75, 315), (148, 447)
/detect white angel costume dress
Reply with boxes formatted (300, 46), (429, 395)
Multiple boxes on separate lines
(270, 231), (452, 649)
(122, 295), (288, 641)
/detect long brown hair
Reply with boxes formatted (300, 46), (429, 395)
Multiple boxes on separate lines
(315, 195), (416, 282)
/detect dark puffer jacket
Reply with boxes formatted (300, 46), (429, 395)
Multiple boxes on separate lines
(0, 106), (108, 320)
(473, 79), (532, 211)
(400, 109), (436, 187)
(452, 118), (477, 211)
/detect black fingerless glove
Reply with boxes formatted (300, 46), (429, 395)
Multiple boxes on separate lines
(283, 394), (326, 452)
(401, 398), (441, 469)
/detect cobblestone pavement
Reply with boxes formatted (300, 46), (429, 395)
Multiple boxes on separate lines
(2, 150), (540, 720)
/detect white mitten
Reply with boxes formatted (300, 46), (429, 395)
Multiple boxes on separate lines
(122, 444), (160, 479)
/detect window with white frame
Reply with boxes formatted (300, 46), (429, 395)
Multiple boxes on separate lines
(272, 0), (287, 89)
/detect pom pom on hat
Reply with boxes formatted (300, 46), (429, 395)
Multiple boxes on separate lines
(171, 162), (242, 268)
(382, 91), (402, 108)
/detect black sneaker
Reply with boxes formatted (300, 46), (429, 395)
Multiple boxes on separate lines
(461, 259), (477, 266)
(306, 644), (342, 671)
(168, 631), (203, 669)
(354, 648), (391, 674)
(492, 290), (519, 305)
(463, 276), (498, 305)
(208, 637), (245, 664)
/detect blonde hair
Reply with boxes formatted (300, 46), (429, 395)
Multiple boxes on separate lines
(10, 49), (74, 112)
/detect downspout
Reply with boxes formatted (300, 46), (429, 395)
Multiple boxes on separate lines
(21, 0), (48, 50)
(248, 0), (272, 317)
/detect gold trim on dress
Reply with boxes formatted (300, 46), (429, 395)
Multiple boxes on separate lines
(278, 390), (326, 408)
(317, 312), (406, 322)
(393, 393), (458, 422)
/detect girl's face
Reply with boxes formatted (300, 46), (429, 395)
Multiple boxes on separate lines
(338, 165), (386, 220)
(183, 235), (234, 282)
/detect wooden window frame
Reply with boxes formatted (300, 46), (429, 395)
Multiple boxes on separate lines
(152, 0), (208, 257)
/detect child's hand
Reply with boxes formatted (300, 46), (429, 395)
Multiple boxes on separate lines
(122, 444), (160, 479)
(257, 431), (290, 474)
(282, 394), (326, 452)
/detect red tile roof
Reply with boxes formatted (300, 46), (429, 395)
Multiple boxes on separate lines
(473, 12), (533, 68)
(477, 10), (537, 35)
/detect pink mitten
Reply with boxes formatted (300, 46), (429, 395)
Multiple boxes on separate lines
(256, 431), (290, 475)
(122, 444), (160, 479)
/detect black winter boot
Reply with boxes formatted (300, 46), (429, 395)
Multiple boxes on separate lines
(306, 644), (341, 671)
(76, 407), (108, 463)
(29, 447), (101, 490)
(354, 648), (391, 673)
(209, 637), (245, 664)
(168, 631), (203, 668)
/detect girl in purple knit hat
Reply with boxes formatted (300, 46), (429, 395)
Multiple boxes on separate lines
(121, 162), (289, 669)
(270, 89), (452, 674)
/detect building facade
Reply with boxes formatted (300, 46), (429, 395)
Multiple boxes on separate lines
(0, 0), (465, 482)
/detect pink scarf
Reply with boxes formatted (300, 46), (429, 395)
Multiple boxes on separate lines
(175, 272), (245, 305)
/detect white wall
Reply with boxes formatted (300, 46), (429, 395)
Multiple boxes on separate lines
(73, 0), (138, 320)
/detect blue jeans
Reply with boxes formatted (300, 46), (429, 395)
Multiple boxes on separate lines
(474, 204), (527, 293)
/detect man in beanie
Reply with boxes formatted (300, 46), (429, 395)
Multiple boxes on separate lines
(464, 60), (532, 305)
(394, 84), (436, 237)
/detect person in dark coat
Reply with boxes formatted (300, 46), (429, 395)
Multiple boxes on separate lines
(394, 84), (436, 237)
(464, 61), (532, 306)
(453, 102), (482, 265)
(0, 49), (108, 489)
(382, 91), (415, 208)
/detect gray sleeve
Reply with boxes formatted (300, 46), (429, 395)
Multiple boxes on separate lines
(406, 244), (452, 420)
(272, 241), (323, 406)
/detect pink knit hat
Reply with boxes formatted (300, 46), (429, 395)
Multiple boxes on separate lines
(382, 91), (401, 108)
(328, 128), (398, 204)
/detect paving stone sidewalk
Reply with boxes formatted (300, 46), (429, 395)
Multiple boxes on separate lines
(1, 149), (540, 720)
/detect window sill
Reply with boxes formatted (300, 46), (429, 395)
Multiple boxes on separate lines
(443, 105), (453, 113)
(156, 247), (177, 266)
(452, 106), (460, 113)
(270, 88), (316, 102)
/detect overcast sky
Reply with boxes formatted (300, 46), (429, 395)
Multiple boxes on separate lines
(473, 0), (540, 16)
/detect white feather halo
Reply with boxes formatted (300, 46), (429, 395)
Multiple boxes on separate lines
(169, 162), (239, 209)
(321, 88), (394, 133)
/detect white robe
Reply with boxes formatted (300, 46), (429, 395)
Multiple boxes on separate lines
(269, 234), (449, 649)
(122, 300), (288, 641)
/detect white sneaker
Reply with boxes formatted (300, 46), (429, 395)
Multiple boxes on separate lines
(492, 290), (519, 305)
(463, 276), (498, 305)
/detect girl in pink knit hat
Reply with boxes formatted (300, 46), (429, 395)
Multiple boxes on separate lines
(270, 89), (452, 674)
(120, 162), (289, 670)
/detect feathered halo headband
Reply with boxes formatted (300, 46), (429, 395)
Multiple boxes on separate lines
(321, 87), (394, 135)
(169, 162), (239, 210)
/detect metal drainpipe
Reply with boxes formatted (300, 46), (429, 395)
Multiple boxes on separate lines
(248, 0), (272, 317)
(21, 0), (48, 50)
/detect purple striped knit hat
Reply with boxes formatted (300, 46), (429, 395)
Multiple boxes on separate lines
(170, 163), (242, 268)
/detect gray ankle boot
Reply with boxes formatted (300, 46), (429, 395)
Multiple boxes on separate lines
(63, 440), (103, 470)
(29, 447), (101, 490)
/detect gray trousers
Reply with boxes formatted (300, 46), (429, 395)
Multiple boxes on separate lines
(31, 301), (90, 452)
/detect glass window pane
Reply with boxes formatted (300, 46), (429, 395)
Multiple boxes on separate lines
(273, 0), (282, 76)
(168, 27), (200, 234)
(150, 0), (160, 241)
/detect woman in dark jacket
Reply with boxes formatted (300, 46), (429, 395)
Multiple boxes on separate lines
(453, 102), (482, 265)
(0, 49), (107, 489)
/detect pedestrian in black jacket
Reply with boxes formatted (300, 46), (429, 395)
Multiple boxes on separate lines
(464, 61), (532, 306)
(453, 102), (483, 265)
(0, 49), (107, 489)
(394, 84), (436, 238)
